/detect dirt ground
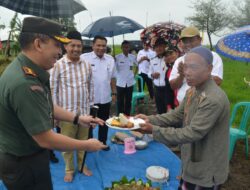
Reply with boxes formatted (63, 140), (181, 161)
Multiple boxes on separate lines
(111, 99), (250, 190)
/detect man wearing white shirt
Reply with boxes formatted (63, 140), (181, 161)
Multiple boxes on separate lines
(81, 36), (116, 151)
(115, 40), (137, 115)
(169, 26), (223, 103)
(148, 38), (168, 114)
(137, 42), (156, 100)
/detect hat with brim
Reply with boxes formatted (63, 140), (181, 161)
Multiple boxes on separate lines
(180, 26), (200, 39)
(21, 16), (71, 44)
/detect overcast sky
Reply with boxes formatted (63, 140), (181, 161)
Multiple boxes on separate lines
(0, 0), (232, 45)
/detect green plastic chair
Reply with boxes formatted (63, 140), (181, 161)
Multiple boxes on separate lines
(229, 102), (250, 160)
(131, 75), (147, 114)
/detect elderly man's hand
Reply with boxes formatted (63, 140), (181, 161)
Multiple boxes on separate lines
(84, 139), (107, 151)
(138, 122), (153, 134)
(134, 114), (149, 123)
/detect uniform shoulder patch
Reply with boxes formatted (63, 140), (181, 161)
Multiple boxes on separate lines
(30, 85), (44, 92)
(22, 66), (37, 77)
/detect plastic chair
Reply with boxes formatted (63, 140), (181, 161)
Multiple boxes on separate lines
(131, 75), (147, 114)
(229, 102), (250, 160)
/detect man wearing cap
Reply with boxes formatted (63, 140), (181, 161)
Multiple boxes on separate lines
(137, 42), (155, 100)
(0, 17), (106, 190)
(169, 26), (223, 104)
(50, 31), (94, 182)
(81, 35), (116, 151)
(115, 40), (137, 115)
(136, 46), (230, 189)
(148, 38), (168, 114)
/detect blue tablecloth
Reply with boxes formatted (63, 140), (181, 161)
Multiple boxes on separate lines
(0, 128), (181, 190)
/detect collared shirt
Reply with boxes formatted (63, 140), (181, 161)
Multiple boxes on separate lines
(0, 53), (53, 156)
(50, 55), (94, 115)
(137, 49), (156, 74)
(80, 51), (116, 104)
(115, 53), (137, 87)
(169, 51), (223, 103)
(148, 56), (167, 87)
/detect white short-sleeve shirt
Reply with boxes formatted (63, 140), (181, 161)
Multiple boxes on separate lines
(115, 53), (137, 88)
(81, 52), (116, 104)
(169, 51), (223, 103)
(137, 49), (156, 74)
(148, 56), (167, 87)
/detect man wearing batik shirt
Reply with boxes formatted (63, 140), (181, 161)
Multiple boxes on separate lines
(50, 31), (94, 182)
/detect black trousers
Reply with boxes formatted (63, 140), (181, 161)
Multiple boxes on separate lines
(0, 150), (52, 190)
(89, 102), (111, 144)
(154, 86), (167, 114)
(138, 73), (154, 99)
(116, 85), (133, 115)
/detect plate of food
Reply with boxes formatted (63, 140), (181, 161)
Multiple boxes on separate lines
(106, 113), (145, 130)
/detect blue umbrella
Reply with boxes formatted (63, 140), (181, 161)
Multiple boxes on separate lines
(82, 16), (144, 38)
(215, 25), (250, 62)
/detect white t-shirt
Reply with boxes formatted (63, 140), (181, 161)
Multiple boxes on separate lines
(169, 51), (223, 103)
(115, 53), (137, 88)
(81, 51), (116, 104)
(137, 49), (156, 74)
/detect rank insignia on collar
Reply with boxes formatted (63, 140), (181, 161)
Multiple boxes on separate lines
(22, 66), (37, 77)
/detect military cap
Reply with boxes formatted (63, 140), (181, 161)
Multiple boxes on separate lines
(21, 16), (70, 43)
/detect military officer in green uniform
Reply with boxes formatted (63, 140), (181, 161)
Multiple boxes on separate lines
(0, 17), (106, 190)
(136, 46), (230, 190)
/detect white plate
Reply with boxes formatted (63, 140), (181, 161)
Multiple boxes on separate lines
(106, 117), (145, 130)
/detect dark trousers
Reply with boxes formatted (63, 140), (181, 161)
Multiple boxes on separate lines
(89, 102), (111, 144)
(116, 85), (133, 115)
(0, 150), (52, 190)
(138, 73), (154, 99)
(154, 86), (167, 114)
(178, 179), (221, 190)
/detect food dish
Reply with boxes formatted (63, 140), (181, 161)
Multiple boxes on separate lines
(135, 140), (148, 150)
(146, 166), (169, 183)
(106, 115), (145, 131)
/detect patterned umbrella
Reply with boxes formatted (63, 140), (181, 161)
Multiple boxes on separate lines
(0, 0), (87, 19)
(215, 25), (250, 62)
(140, 21), (185, 48)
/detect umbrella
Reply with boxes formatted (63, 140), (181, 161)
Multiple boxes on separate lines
(82, 16), (144, 38)
(82, 16), (144, 55)
(215, 25), (250, 62)
(0, 0), (87, 19)
(140, 21), (185, 48)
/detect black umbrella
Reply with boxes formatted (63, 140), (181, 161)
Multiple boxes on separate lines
(0, 0), (87, 19)
(82, 16), (144, 55)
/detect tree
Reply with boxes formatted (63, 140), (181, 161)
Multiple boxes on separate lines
(186, 0), (230, 50)
(230, 0), (250, 28)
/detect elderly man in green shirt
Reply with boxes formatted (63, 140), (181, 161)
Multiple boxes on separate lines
(136, 46), (230, 190)
(0, 17), (106, 190)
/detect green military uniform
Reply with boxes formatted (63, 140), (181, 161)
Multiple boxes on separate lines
(0, 53), (54, 190)
(148, 79), (230, 187)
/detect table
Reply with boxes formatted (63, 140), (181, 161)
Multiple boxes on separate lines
(0, 128), (181, 190)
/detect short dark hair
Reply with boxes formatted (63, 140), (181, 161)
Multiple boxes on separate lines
(67, 30), (82, 41)
(121, 40), (130, 46)
(93, 35), (107, 44)
(19, 32), (50, 50)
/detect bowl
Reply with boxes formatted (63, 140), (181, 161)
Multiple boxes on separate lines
(135, 140), (148, 150)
